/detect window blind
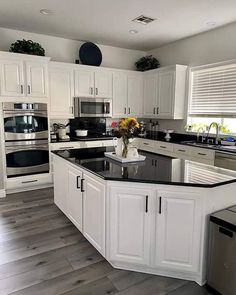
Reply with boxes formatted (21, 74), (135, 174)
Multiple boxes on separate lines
(189, 63), (236, 117)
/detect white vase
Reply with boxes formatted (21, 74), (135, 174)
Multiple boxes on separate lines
(115, 137), (123, 157)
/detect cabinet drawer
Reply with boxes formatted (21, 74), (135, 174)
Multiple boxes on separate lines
(139, 139), (156, 152)
(191, 147), (215, 160)
(6, 173), (53, 191)
(50, 142), (85, 150)
(85, 141), (103, 148)
(101, 140), (116, 147)
(156, 142), (173, 153)
(173, 144), (191, 155)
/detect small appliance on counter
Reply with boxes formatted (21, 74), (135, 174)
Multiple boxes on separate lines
(138, 121), (147, 137)
(52, 123), (70, 142)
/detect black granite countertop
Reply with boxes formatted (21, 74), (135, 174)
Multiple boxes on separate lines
(52, 147), (236, 188)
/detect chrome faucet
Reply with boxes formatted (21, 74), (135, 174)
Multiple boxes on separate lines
(206, 122), (221, 145)
(197, 127), (205, 143)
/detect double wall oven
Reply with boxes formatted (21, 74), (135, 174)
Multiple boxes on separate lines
(3, 102), (49, 177)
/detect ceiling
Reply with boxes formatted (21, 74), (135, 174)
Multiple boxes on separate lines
(0, 0), (236, 51)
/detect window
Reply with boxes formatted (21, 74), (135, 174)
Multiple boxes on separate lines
(187, 61), (236, 134)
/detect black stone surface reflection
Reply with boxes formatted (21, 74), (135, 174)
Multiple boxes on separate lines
(52, 147), (236, 187)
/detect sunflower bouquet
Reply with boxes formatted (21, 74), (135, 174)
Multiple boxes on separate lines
(112, 117), (139, 157)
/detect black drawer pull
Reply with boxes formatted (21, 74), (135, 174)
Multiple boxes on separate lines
(76, 175), (80, 189)
(198, 153), (207, 156)
(219, 227), (233, 238)
(81, 178), (85, 192)
(159, 197), (162, 214)
(145, 195), (148, 213)
(178, 149), (186, 152)
(22, 180), (38, 184)
(160, 146), (167, 149)
(143, 143), (149, 145)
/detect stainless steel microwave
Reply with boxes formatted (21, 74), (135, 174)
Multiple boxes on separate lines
(74, 98), (112, 118)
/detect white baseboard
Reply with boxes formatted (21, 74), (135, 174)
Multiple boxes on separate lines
(0, 189), (6, 198)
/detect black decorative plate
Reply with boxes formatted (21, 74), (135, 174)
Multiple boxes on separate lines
(79, 42), (102, 66)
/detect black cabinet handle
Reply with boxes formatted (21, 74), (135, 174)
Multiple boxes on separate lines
(160, 146), (167, 149)
(159, 197), (162, 214)
(145, 195), (148, 213)
(81, 178), (85, 192)
(198, 153), (207, 156)
(76, 175), (80, 189)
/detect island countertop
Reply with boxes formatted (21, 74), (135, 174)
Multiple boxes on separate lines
(52, 147), (236, 188)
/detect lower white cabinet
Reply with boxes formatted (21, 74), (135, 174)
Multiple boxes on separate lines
(155, 190), (202, 272)
(53, 156), (68, 214)
(68, 165), (83, 231)
(109, 186), (154, 266)
(83, 173), (105, 255)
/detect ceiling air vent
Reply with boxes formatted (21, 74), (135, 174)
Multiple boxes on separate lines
(132, 15), (156, 25)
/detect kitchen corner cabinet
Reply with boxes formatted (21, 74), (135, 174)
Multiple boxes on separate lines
(0, 52), (50, 99)
(108, 186), (154, 266)
(155, 190), (202, 273)
(112, 71), (143, 117)
(143, 65), (187, 119)
(74, 66), (112, 99)
(49, 62), (74, 118)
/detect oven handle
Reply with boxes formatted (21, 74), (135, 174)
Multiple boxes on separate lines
(6, 145), (49, 153)
(3, 111), (47, 118)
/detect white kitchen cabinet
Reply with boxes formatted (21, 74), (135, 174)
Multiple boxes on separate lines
(0, 59), (25, 97)
(109, 185), (154, 266)
(25, 61), (48, 98)
(74, 66), (112, 99)
(67, 165), (83, 231)
(112, 71), (143, 117)
(49, 63), (74, 118)
(143, 71), (157, 118)
(127, 74), (143, 116)
(0, 52), (50, 100)
(155, 189), (202, 272)
(143, 65), (187, 119)
(95, 70), (112, 98)
(52, 155), (68, 214)
(74, 68), (94, 97)
(83, 173), (105, 255)
(112, 71), (128, 117)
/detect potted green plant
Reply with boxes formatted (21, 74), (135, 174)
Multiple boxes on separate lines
(135, 55), (160, 71)
(9, 39), (45, 56)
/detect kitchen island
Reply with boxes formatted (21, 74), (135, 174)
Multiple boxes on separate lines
(52, 147), (236, 286)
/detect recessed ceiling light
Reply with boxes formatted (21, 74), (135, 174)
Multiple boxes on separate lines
(206, 21), (217, 27)
(132, 15), (156, 25)
(129, 29), (138, 34)
(40, 9), (54, 15)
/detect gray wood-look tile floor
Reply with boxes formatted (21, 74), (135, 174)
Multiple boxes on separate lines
(0, 188), (213, 295)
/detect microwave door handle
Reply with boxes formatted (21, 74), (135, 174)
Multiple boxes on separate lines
(6, 146), (49, 153)
(104, 103), (107, 114)
(3, 112), (47, 118)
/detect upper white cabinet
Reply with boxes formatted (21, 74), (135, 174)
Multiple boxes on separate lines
(143, 65), (187, 119)
(0, 59), (25, 97)
(74, 66), (112, 99)
(112, 71), (143, 117)
(108, 185), (154, 266)
(49, 62), (74, 118)
(0, 52), (50, 100)
(155, 189), (202, 273)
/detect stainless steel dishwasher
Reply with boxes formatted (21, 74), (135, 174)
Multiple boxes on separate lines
(207, 206), (236, 295)
(215, 151), (236, 171)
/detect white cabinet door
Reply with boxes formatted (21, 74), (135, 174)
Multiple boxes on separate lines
(25, 61), (48, 97)
(109, 186), (153, 266)
(83, 173), (105, 255)
(0, 59), (25, 96)
(143, 72), (157, 118)
(53, 155), (68, 215)
(112, 72), (128, 117)
(74, 68), (94, 97)
(155, 190), (202, 272)
(49, 64), (74, 118)
(68, 165), (83, 231)
(127, 74), (143, 117)
(157, 70), (175, 118)
(95, 70), (112, 98)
